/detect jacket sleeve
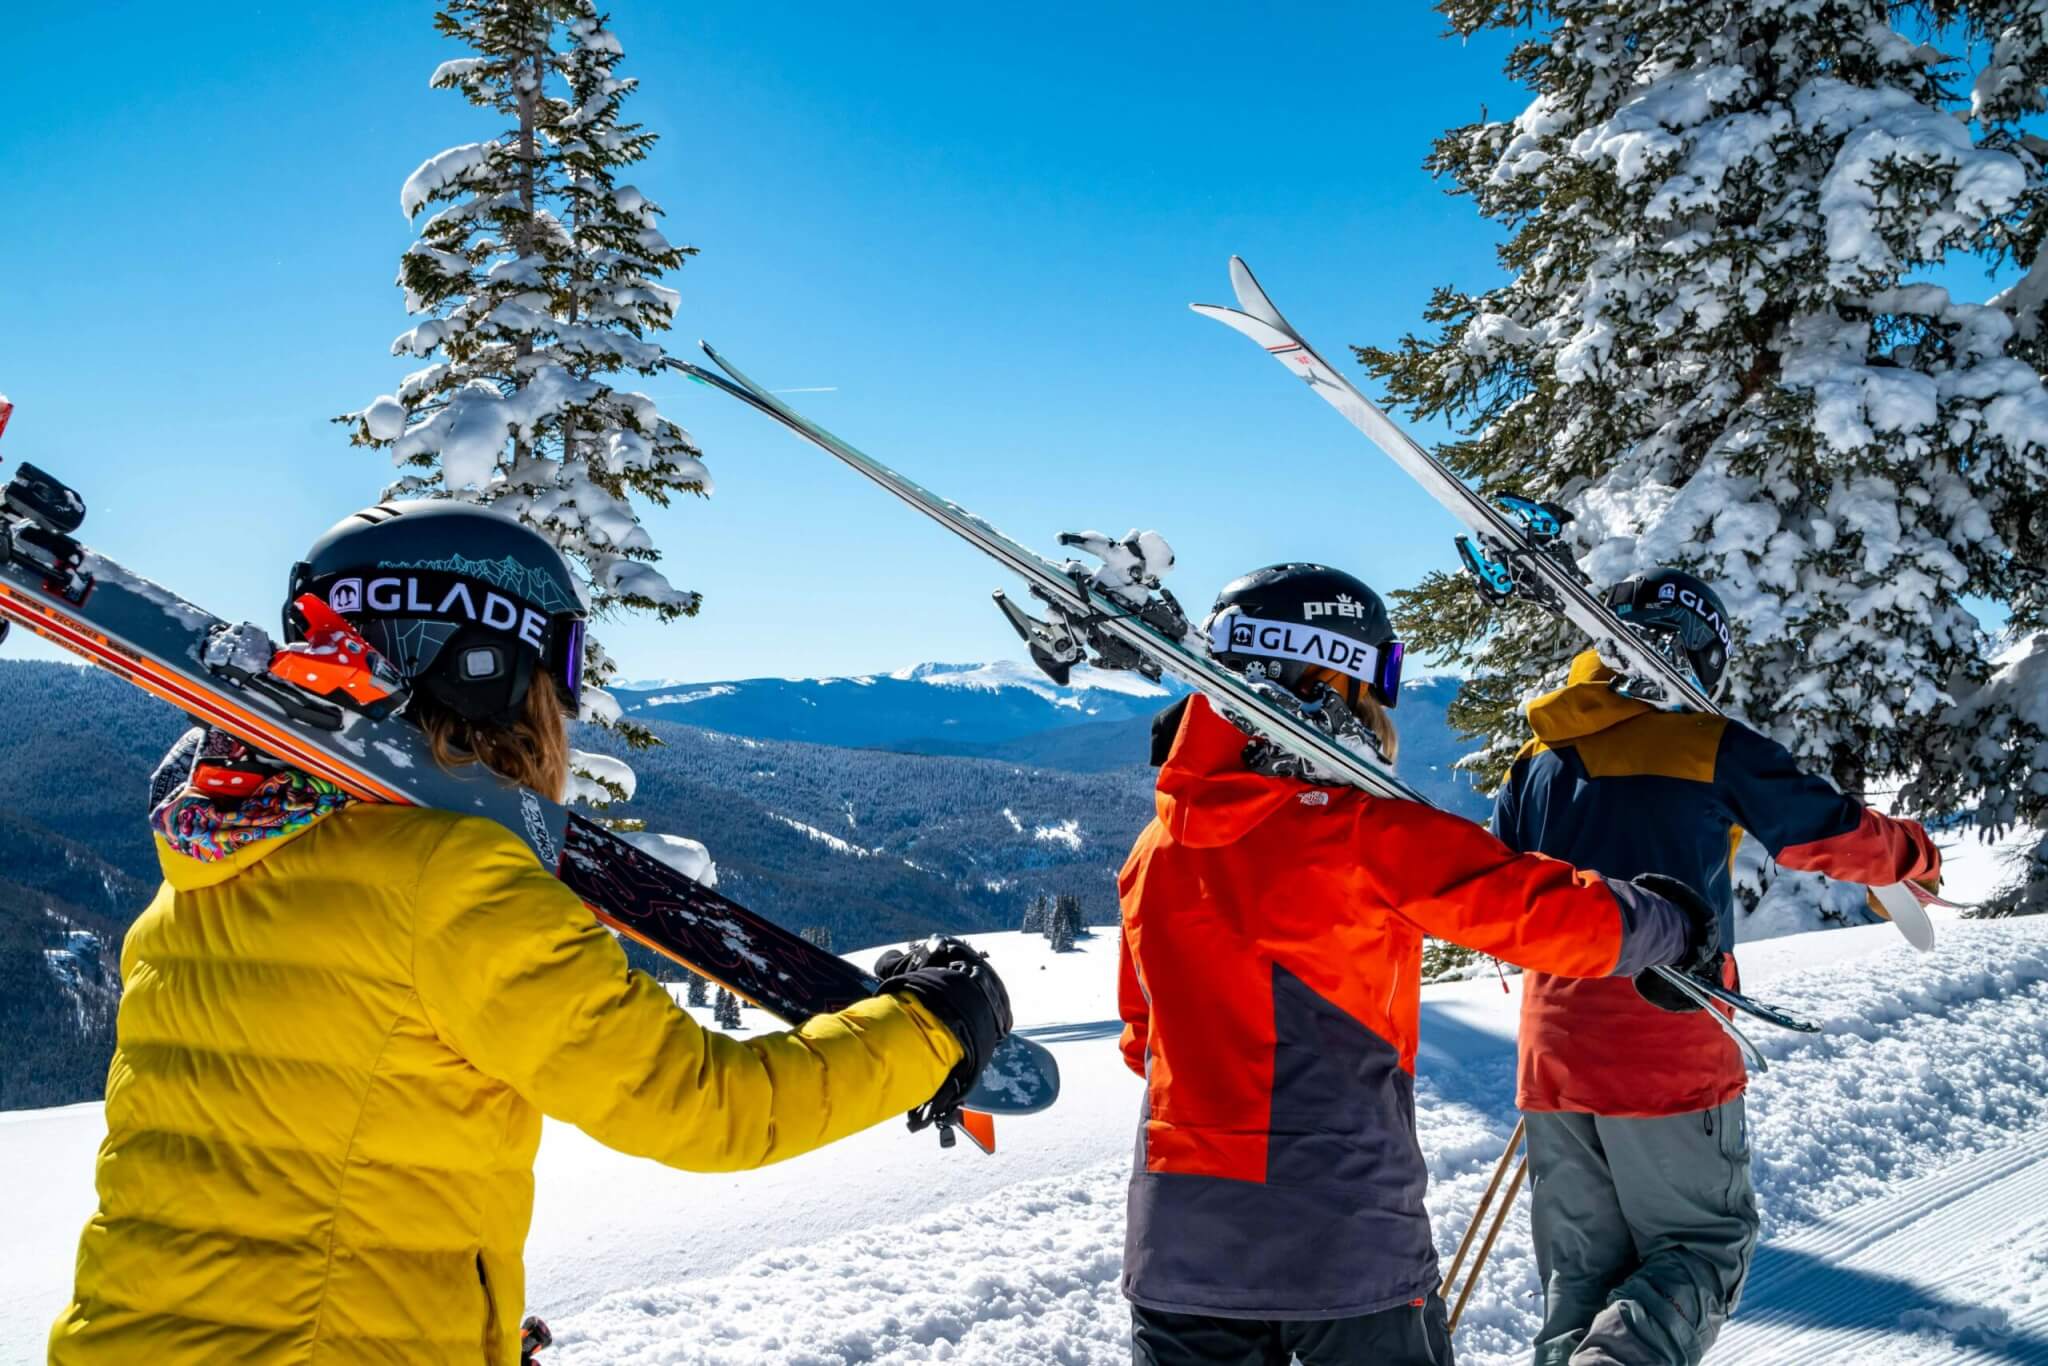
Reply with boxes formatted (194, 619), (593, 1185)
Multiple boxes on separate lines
(410, 815), (962, 1172)
(1117, 922), (1149, 1078)
(1491, 759), (1526, 853)
(1716, 723), (1940, 887)
(1362, 800), (1688, 979)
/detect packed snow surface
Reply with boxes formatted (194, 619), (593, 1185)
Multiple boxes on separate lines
(2, 827), (2044, 1364)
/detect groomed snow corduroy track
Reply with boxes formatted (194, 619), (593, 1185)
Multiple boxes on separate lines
(1716, 1127), (2048, 1365)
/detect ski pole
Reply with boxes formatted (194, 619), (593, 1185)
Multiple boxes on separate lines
(1440, 1117), (1526, 1335)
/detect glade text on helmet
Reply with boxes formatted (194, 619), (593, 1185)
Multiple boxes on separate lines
(326, 575), (552, 653)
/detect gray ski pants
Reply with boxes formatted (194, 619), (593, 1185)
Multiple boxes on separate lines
(1526, 1100), (1759, 1366)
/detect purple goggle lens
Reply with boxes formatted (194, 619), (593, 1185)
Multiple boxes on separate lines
(1372, 639), (1405, 708)
(554, 617), (585, 709)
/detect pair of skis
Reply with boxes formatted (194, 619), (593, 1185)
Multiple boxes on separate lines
(672, 328), (1812, 1073)
(0, 447), (1058, 1152)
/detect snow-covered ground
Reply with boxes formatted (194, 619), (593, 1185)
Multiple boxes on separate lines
(3, 829), (2044, 1364)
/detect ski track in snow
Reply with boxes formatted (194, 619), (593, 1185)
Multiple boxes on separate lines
(549, 919), (2048, 1365)
(1716, 1126), (2048, 1364)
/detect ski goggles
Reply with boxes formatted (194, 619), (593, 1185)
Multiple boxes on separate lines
(289, 566), (586, 714)
(1209, 611), (1405, 706)
(1604, 578), (1731, 656)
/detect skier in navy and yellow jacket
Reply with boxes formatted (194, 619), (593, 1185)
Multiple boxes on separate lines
(1117, 564), (1720, 1366)
(1494, 568), (1942, 1366)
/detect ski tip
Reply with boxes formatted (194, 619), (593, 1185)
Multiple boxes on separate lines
(1870, 882), (1938, 952)
(959, 1108), (996, 1155)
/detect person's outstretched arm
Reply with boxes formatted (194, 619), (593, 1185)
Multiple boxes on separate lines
(1360, 798), (1694, 979)
(1716, 723), (1940, 888)
(411, 814), (962, 1171)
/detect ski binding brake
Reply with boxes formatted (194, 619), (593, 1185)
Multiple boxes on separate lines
(995, 528), (1192, 686)
(1454, 494), (1582, 611)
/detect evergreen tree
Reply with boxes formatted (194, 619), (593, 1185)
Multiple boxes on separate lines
(799, 925), (834, 951)
(1363, 1), (2048, 914)
(1049, 898), (1078, 953)
(1054, 892), (1086, 941)
(713, 987), (742, 1030)
(338, 0), (708, 804)
(1021, 894), (1050, 935)
(684, 970), (709, 1008)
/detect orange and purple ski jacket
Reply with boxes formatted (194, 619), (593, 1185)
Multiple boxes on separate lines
(1115, 697), (1690, 1319)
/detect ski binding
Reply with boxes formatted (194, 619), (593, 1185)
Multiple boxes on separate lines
(993, 530), (1193, 686)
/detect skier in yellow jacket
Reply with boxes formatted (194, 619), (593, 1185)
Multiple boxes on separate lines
(49, 502), (1012, 1364)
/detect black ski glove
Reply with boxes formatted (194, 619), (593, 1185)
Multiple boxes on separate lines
(876, 936), (1014, 1131)
(1631, 873), (1723, 1014)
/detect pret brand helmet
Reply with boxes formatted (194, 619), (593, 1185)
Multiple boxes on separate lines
(1204, 563), (1404, 709)
(287, 501), (586, 726)
(1606, 567), (1733, 702)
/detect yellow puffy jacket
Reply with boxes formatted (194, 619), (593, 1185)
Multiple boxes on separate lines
(49, 802), (961, 1364)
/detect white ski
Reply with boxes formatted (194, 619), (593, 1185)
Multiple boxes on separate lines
(1193, 257), (1937, 954)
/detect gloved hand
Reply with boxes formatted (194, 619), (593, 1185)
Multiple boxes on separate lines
(876, 936), (1014, 1131)
(1631, 873), (1723, 1014)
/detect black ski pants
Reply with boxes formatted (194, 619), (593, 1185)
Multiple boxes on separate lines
(1130, 1295), (1454, 1366)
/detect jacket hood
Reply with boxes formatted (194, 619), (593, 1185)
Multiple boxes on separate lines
(152, 769), (353, 891)
(1525, 650), (1658, 745)
(1154, 695), (1314, 848)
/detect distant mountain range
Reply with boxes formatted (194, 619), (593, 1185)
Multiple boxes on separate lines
(611, 661), (1176, 752)
(0, 656), (1484, 1109)
(610, 664), (1487, 812)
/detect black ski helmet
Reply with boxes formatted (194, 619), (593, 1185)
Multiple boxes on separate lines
(286, 500), (587, 726)
(1204, 563), (1405, 708)
(1605, 567), (1733, 701)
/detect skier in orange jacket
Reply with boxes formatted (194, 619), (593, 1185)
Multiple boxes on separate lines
(1117, 563), (1717, 1366)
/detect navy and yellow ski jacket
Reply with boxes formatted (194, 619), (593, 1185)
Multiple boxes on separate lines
(1497, 652), (1941, 1117)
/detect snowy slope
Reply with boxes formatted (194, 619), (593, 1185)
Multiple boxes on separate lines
(0, 931), (1142, 1362)
(532, 908), (2048, 1365)
(5, 836), (2046, 1364)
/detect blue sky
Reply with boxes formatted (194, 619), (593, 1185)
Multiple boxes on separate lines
(2, 4), (1536, 682)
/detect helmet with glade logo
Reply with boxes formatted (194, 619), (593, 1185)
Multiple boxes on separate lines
(1605, 567), (1733, 703)
(286, 500), (587, 727)
(1203, 563), (1404, 709)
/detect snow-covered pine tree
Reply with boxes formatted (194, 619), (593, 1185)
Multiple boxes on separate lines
(1362, 1), (2048, 915)
(337, 0), (708, 805)
(684, 970), (709, 1008)
(713, 987), (742, 1030)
